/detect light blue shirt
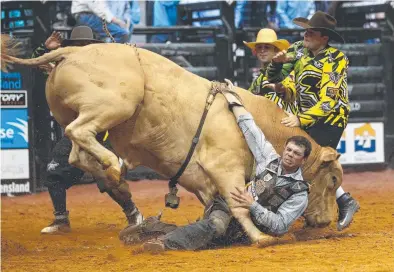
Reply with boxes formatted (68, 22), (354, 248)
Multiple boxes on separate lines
(237, 113), (308, 236)
(153, 0), (180, 27)
(107, 0), (140, 26)
(276, 0), (316, 29)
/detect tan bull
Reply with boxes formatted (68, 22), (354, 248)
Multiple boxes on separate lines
(1, 39), (342, 245)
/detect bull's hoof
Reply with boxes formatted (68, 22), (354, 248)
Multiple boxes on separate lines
(106, 166), (121, 183)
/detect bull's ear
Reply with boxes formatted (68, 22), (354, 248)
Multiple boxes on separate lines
(320, 147), (339, 162)
(336, 153), (341, 160)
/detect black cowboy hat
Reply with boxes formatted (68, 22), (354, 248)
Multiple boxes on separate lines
(293, 11), (344, 43)
(61, 26), (103, 46)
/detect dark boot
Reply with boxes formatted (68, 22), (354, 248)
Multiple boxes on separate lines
(119, 214), (177, 245)
(337, 193), (360, 231)
(42, 183), (70, 234)
(41, 211), (71, 234)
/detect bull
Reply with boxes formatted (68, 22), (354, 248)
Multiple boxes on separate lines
(1, 39), (342, 245)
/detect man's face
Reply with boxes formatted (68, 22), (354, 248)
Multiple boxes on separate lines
(253, 43), (277, 64)
(281, 141), (306, 172)
(303, 29), (328, 51)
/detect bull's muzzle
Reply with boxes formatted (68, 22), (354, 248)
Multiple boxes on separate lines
(305, 214), (331, 228)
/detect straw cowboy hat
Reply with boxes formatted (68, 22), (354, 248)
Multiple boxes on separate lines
(62, 26), (103, 46)
(293, 11), (344, 43)
(243, 28), (290, 52)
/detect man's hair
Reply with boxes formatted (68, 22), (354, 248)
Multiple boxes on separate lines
(285, 136), (312, 158)
(317, 29), (331, 43)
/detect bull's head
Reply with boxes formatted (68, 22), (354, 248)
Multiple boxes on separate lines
(303, 147), (342, 228)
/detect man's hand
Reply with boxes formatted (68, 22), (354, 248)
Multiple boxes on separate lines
(281, 111), (300, 127)
(111, 17), (128, 29)
(223, 79), (243, 105)
(272, 50), (294, 63)
(231, 187), (255, 209)
(264, 83), (287, 94)
(45, 31), (63, 50)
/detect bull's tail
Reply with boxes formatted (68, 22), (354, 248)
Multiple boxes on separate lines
(1, 34), (80, 72)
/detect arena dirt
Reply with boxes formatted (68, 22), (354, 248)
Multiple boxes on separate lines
(2, 170), (394, 271)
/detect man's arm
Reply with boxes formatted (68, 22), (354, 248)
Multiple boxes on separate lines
(248, 73), (266, 94)
(266, 41), (301, 83)
(250, 191), (308, 235)
(297, 53), (349, 128)
(275, 72), (297, 103)
(223, 92), (278, 166)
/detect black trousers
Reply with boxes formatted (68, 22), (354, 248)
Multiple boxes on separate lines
(304, 121), (345, 149)
(44, 135), (133, 216)
(45, 136), (84, 189)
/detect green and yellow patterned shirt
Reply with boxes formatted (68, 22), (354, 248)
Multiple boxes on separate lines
(248, 68), (298, 115)
(267, 41), (350, 129)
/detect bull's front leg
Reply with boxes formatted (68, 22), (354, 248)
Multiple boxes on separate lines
(223, 190), (277, 246)
(201, 161), (276, 246)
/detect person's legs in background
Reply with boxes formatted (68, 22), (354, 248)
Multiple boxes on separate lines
(41, 136), (83, 234)
(76, 13), (129, 43)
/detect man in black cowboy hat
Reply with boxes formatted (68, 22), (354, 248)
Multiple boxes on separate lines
(32, 26), (143, 234)
(266, 11), (359, 231)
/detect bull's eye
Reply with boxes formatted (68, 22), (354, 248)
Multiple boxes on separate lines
(328, 176), (337, 189)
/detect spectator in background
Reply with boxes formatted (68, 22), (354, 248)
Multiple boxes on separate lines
(151, 0), (180, 43)
(276, 0), (315, 29)
(71, 0), (132, 43)
(244, 28), (297, 115)
(235, 0), (247, 28)
(266, 11), (360, 230)
(315, 0), (331, 13)
(108, 0), (141, 41)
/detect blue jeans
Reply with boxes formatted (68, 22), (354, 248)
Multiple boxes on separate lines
(76, 13), (130, 43)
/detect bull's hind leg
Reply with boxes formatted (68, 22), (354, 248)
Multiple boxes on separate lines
(69, 140), (107, 180)
(65, 114), (121, 182)
(64, 100), (137, 184)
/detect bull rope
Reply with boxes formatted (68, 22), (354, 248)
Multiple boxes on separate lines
(101, 19), (141, 63)
(165, 81), (234, 209)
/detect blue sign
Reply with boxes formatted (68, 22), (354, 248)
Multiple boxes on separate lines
(1, 109), (28, 149)
(1, 72), (22, 90)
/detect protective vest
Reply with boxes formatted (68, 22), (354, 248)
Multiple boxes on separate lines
(248, 159), (309, 232)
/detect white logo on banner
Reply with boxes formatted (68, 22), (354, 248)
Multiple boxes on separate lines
(6, 118), (28, 142)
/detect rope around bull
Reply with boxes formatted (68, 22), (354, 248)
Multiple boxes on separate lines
(101, 19), (245, 208)
(101, 18), (141, 63)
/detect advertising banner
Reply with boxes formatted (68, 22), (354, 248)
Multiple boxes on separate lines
(1, 149), (30, 180)
(336, 122), (385, 165)
(1, 69), (32, 194)
(1, 108), (29, 149)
